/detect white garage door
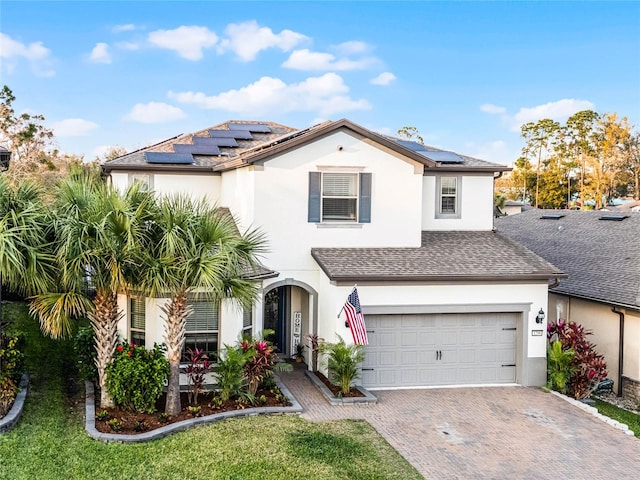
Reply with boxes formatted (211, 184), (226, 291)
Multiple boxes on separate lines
(361, 312), (517, 389)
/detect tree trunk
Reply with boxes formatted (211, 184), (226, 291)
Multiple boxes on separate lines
(162, 291), (189, 416)
(88, 289), (120, 408)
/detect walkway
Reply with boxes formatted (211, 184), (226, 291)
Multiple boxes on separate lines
(279, 366), (640, 479)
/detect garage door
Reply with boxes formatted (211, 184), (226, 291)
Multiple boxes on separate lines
(361, 312), (517, 389)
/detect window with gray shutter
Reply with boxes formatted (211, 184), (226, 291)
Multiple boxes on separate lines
(183, 299), (219, 362)
(242, 307), (253, 337)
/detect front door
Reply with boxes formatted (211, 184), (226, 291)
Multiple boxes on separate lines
(263, 286), (289, 355)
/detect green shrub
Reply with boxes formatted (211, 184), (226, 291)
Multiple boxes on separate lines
(105, 342), (169, 413)
(215, 344), (251, 402)
(73, 327), (98, 382)
(546, 340), (575, 394)
(320, 336), (365, 396)
(0, 333), (25, 382)
(107, 418), (122, 431)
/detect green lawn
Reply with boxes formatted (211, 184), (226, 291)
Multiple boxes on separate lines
(594, 398), (640, 438)
(0, 302), (421, 480)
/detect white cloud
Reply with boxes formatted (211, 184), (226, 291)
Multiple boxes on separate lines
(125, 102), (187, 124)
(465, 139), (516, 165)
(333, 41), (369, 55)
(169, 73), (371, 116)
(218, 20), (308, 61)
(282, 48), (376, 71)
(51, 118), (99, 137)
(89, 43), (111, 64)
(370, 72), (396, 86)
(115, 41), (140, 51)
(113, 24), (136, 33)
(512, 99), (595, 130)
(0, 33), (55, 76)
(148, 26), (218, 60)
(480, 103), (506, 114)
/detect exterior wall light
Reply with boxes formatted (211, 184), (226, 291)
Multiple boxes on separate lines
(535, 308), (545, 324)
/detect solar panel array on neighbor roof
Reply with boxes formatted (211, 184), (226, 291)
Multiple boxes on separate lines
(208, 129), (254, 139)
(227, 122), (272, 133)
(394, 139), (464, 163)
(145, 152), (194, 164)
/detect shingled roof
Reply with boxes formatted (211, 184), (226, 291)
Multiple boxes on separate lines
(496, 210), (640, 310)
(311, 231), (563, 283)
(102, 119), (509, 174)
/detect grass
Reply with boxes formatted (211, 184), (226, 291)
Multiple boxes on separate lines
(594, 398), (640, 438)
(0, 302), (422, 480)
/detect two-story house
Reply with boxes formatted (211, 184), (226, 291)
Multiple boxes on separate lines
(102, 119), (563, 389)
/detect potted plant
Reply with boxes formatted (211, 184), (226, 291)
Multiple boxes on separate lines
(295, 342), (305, 363)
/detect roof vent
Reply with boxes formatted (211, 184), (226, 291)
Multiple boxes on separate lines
(599, 214), (629, 221)
(540, 213), (565, 220)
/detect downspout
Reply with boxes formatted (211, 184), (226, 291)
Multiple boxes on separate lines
(611, 307), (625, 397)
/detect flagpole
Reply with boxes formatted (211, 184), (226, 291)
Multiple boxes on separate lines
(337, 285), (357, 318)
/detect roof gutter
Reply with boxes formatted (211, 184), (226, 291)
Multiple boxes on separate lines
(611, 307), (625, 397)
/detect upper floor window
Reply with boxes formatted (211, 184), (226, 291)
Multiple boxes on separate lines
(130, 297), (146, 346)
(308, 172), (371, 223)
(436, 176), (461, 219)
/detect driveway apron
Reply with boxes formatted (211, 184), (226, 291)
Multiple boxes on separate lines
(279, 367), (640, 479)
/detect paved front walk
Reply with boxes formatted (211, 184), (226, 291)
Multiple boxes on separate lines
(279, 367), (640, 479)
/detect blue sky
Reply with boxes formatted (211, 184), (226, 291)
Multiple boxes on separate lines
(1, 1), (639, 165)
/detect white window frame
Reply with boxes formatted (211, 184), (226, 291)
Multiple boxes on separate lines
(436, 175), (462, 219)
(129, 297), (146, 346)
(321, 172), (358, 222)
(128, 173), (153, 191)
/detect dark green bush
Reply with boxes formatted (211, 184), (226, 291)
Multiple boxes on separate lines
(106, 342), (169, 413)
(73, 327), (98, 382)
(0, 333), (25, 382)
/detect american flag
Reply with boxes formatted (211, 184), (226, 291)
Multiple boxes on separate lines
(343, 287), (368, 345)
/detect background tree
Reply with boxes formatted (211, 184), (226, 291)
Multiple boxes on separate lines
(397, 126), (424, 145)
(520, 119), (560, 208)
(564, 110), (599, 206)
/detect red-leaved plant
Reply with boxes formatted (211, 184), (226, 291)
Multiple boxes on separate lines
(185, 348), (211, 406)
(241, 339), (276, 396)
(547, 320), (607, 399)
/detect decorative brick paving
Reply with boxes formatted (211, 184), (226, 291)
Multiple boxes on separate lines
(279, 367), (640, 479)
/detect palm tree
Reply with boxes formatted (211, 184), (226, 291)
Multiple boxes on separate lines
(30, 171), (155, 407)
(0, 177), (53, 373)
(136, 196), (266, 415)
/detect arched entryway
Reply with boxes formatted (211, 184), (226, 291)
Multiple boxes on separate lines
(262, 280), (317, 360)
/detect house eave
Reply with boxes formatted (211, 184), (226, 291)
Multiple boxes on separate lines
(324, 273), (566, 284)
(102, 164), (220, 174)
(550, 290), (640, 314)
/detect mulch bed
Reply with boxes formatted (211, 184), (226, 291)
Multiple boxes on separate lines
(94, 388), (291, 435)
(314, 371), (365, 398)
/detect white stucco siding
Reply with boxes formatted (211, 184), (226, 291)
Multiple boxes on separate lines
(315, 275), (549, 359)
(422, 175), (495, 231)
(110, 172), (129, 192)
(153, 173), (221, 205)
(219, 166), (256, 233)
(251, 130), (424, 274)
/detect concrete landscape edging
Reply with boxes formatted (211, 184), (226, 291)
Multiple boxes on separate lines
(0, 373), (29, 434)
(549, 390), (636, 436)
(85, 375), (303, 443)
(304, 370), (377, 405)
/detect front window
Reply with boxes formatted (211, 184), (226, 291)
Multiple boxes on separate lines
(242, 307), (253, 338)
(182, 298), (219, 362)
(130, 297), (146, 346)
(436, 176), (461, 218)
(322, 173), (357, 221)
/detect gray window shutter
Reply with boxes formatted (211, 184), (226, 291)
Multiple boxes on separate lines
(308, 172), (321, 222)
(359, 172), (372, 223)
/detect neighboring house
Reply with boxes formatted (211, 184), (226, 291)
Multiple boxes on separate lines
(102, 119), (563, 390)
(503, 200), (524, 216)
(496, 210), (640, 401)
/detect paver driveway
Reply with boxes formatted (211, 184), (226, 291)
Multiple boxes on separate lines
(279, 368), (640, 479)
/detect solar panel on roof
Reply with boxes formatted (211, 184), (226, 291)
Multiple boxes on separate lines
(420, 151), (464, 163)
(396, 139), (426, 151)
(228, 123), (272, 133)
(145, 152), (194, 164)
(173, 144), (221, 155)
(540, 214), (565, 220)
(191, 136), (238, 147)
(209, 129), (254, 139)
